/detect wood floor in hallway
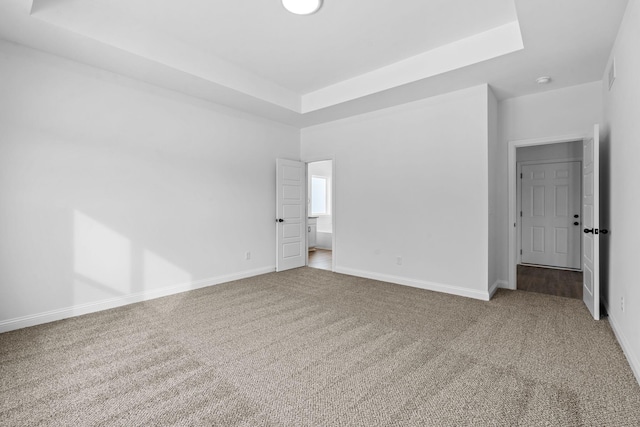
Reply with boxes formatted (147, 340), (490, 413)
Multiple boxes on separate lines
(517, 264), (583, 299)
(308, 249), (332, 271)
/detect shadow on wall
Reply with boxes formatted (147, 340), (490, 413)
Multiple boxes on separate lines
(73, 210), (191, 312)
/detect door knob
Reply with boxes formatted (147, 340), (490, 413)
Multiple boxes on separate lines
(573, 222), (579, 226)
(276, 218), (284, 223)
(574, 214), (579, 218)
(584, 228), (608, 234)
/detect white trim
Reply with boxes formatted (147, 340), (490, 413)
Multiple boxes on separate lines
(334, 267), (491, 301)
(490, 280), (508, 298)
(605, 306), (640, 386)
(0, 266), (275, 333)
(507, 133), (586, 290)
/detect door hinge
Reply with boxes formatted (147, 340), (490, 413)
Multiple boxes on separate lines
(520, 211), (522, 217)
(520, 249), (523, 255)
(520, 173), (523, 179)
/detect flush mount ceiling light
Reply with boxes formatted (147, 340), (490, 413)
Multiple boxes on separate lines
(536, 76), (552, 84)
(282, 0), (323, 15)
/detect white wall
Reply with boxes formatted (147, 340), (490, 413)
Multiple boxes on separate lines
(0, 41), (299, 331)
(302, 85), (491, 300)
(601, 0), (640, 384)
(488, 87), (500, 293)
(308, 160), (333, 249)
(495, 82), (603, 284)
(516, 140), (583, 162)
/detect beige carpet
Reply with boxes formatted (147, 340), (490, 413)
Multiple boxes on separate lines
(1, 267), (639, 426)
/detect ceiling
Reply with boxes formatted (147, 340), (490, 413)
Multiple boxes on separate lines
(0, 0), (629, 127)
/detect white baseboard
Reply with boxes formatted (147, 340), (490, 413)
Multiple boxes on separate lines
(334, 266), (491, 301)
(605, 307), (640, 387)
(489, 280), (508, 298)
(0, 266), (275, 333)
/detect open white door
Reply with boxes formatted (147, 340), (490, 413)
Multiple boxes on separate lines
(276, 159), (306, 272)
(583, 124), (600, 319)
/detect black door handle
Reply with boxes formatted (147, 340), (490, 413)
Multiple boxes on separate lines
(276, 218), (284, 223)
(574, 222), (579, 226)
(584, 228), (609, 234)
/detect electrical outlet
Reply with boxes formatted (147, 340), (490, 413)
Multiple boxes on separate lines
(621, 296), (624, 313)
(396, 256), (402, 266)
(245, 251), (251, 261)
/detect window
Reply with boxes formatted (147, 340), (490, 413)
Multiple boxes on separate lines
(311, 176), (328, 215)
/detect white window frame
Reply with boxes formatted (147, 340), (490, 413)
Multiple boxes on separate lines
(310, 175), (329, 215)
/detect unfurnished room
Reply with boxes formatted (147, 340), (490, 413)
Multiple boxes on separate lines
(1, 0), (640, 425)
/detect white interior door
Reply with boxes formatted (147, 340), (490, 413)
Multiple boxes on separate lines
(583, 125), (600, 319)
(521, 161), (581, 269)
(276, 159), (306, 272)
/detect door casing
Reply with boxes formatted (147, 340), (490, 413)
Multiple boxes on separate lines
(507, 134), (586, 290)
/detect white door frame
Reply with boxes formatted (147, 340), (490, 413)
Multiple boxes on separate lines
(305, 156), (336, 272)
(507, 134), (585, 290)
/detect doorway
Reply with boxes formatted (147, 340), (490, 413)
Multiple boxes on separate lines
(514, 140), (583, 299)
(508, 125), (601, 318)
(307, 160), (334, 271)
(518, 159), (582, 269)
